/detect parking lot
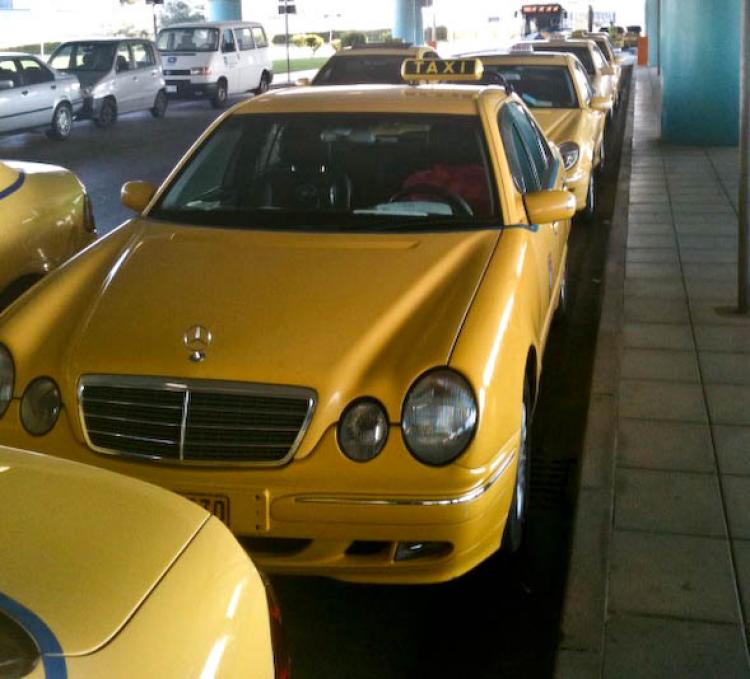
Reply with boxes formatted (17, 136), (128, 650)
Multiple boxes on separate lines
(0, 65), (632, 677)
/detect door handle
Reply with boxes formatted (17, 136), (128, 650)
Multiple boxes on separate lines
(21, 90), (28, 95)
(132, 76), (138, 81)
(50, 84), (56, 90)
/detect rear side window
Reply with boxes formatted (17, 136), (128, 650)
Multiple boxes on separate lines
(251, 27), (268, 48)
(222, 29), (236, 53)
(236, 28), (255, 50)
(132, 42), (155, 68)
(500, 105), (540, 194)
(19, 57), (53, 85)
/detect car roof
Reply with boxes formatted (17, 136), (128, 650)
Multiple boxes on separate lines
(337, 45), (433, 57)
(166, 21), (263, 30)
(542, 39), (596, 49)
(467, 52), (576, 66)
(56, 37), (154, 44)
(0, 52), (42, 58)
(233, 83), (508, 116)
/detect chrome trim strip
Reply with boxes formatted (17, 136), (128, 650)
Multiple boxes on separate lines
(178, 389), (190, 462)
(78, 374), (317, 468)
(294, 450), (516, 507)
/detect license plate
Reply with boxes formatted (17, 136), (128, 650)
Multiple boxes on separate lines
(166, 85), (177, 93)
(182, 493), (230, 525)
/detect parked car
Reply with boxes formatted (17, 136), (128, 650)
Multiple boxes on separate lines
(308, 43), (439, 86)
(0, 58), (575, 584)
(0, 52), (83, 140)
(568, 31), (622, 106)
(0, 159), (95, 310)
(624, 25), (642, 49)
(157, 21), (273, 108)
(48, 38), (167, 128)
(0, 446), (286, 677)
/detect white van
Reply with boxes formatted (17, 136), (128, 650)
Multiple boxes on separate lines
(157, 21), (273, 108)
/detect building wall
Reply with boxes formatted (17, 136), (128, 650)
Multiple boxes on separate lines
(660, 0), (740, 145)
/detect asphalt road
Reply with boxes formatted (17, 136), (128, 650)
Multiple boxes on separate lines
(0, 70), (632, 678)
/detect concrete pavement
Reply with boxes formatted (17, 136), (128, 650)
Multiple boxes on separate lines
(556, 66), (750, 678)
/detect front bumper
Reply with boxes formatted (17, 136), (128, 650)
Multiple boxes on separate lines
(164, 78), (218, 100)
(0, 401), (518, 584)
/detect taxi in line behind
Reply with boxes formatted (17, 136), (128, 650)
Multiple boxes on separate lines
(0, 59), (575, 584)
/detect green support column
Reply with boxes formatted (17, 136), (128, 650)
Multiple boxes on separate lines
(394, 0), (423, 45)
(208, 0), (242, 22)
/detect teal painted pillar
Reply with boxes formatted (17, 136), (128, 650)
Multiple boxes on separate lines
(208, 0), (242, 22)
(645, 0), (659, 67)
(394, 0), (424, 44)
(660, 0), (740, 145)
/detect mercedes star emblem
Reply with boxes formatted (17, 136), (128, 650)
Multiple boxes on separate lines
(183, 325), (213, 363)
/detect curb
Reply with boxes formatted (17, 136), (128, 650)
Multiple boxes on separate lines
(553, 73), (636, 678)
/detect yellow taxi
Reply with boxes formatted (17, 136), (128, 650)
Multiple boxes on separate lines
(570, 30), (622, 106)
(0, 59), (575, 584)
(466, 52), (609, 215)
(306, 42), (439, 85)
(0, 160), (96, 311)
(530, 39), (618, 114)
(0, 446), (285, 678)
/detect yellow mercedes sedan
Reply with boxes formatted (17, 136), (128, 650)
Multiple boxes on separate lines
(0, 446), (285, 678)
(0, 160), (96, 311)
(0, 59), (575, 584)
(467, 52), (610, 215)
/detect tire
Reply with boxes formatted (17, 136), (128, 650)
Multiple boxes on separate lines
(583, 172), (596, 221)
(94, 98), (117, 128)
(554, 261), (568, 322)
(151, 90), (168, 118)
(211, 79), (228, 108)
(254, 71), (270, 96)
(47, 102), (73, 140)
(502, 379), (532, 554)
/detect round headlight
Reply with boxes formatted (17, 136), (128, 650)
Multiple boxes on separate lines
(338, 398), (389, 462)
(402, 369), (477, 466)
(21, 377), (61, 436)
(559, 141), (580, 170)
(0, 345), (14, 418)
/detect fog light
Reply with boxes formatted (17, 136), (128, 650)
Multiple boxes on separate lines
(21, 377), (61, 436)
(394, 541), (452, 562)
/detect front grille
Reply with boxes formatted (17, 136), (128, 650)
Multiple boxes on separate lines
(79, 376), (315, 465)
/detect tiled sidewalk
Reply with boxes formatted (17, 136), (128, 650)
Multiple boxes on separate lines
(557, 67), (750, 677)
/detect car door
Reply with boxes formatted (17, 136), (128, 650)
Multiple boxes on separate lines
(233, 27), (256, 91)
(220, 29), (241, 93)
(113, 42), (139, 113)
(16, 57), (57, 128)
(250, 25), (270, 86)
(499, 102), (563, 317)
(0, 58), (26, 134)
(130, 41), (160, 109)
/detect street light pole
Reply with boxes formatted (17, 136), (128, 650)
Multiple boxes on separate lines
(740, 0), (750, 313)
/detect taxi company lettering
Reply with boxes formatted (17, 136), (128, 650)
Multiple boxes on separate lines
(405, 60), (478, 76)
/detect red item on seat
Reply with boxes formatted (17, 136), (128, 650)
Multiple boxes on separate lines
(403, 164), (491, 216)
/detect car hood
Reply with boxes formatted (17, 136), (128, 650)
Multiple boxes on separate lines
(61, 220), (499, 445)
(0, 446), (208, 655)
(531, 109), (582, 145)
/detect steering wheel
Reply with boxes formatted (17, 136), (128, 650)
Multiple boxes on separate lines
(388, 184), (474, 217)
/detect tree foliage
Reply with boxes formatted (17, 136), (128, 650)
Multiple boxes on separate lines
(161, 1), (206, 27)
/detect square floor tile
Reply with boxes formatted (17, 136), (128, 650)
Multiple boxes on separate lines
(695, 325), (750, 353)
(625, 279), (686, 300)
(623, 323), (694, 350)
(626, 262), (682, 280)
(618, 419), (715, 472)
(627, 234), (676, 249)
(733, 539), (750, 625)
(706, 385), (750, 426)
(723, 476), (750, 539)
(622, 349), (699, 382)
(700, 353), (750, 385)
(604, 614), (749, 679)
(626, 248), (679, 264)
(714, 425), (750, 475)
(615, 468), (725, 537)
(619, 380), (707, 423)
(624, 299), (690, 324)
(609, 530), (738, 622)
(691, 301), (750, 325)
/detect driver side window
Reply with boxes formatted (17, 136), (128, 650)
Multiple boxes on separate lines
(222, 29), (236, 53)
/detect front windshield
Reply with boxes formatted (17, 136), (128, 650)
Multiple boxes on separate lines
(523, 13), (563, 35)
(487, 65), (577, 108)
(312, 55), (406, 85)
(49, 42), (115, 72)
(151, 113), (500, 231)
(157, 28), (220, 52)
(532, 44), (595, 75)
(592, 37), (614, 63)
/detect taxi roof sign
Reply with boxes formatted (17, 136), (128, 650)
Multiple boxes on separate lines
(401, 58), (485, 82)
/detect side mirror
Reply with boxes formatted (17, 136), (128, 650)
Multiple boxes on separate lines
(0, 79), (14, 91)
(525, 189), (576, 224)
(295, 77), (311, 87)
(121, 180), (157, 213)
(591, 96), (613, 113)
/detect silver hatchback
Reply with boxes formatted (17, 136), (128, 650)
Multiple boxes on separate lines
(0, 52), (83, 140)
(49, 39), (167, 128)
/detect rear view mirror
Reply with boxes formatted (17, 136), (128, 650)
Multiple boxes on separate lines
(0, 80), (14, 91)
(525, 189), (576, 224)
(121, 180), (157, 213)
(591, 96), (612, 113)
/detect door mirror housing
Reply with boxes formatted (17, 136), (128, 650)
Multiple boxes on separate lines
(121, 180), (157, 213)
(525, 189), (576, 224)
(0, 79), (14, 91)
(591, 96), (613, 113)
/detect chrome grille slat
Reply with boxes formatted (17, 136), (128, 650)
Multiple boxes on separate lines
(79, 376), (316, 466)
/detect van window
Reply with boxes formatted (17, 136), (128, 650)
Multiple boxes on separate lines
(131, 42), (155, 68)
(251, 26), (268, 48)
(222, 29), (236, 53)
(115, 43), (131, 73)
(157, 28), (220, 53)
(236, 28), (255, 51)
(50, 43), (115, 72)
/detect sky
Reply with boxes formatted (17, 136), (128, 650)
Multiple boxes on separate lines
(0, 0), (645, 48)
